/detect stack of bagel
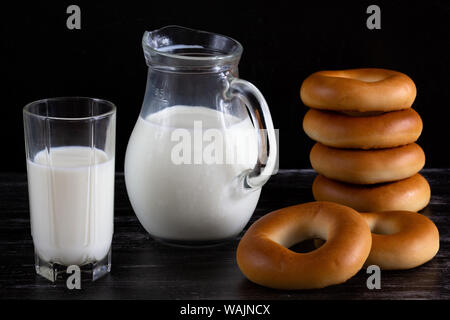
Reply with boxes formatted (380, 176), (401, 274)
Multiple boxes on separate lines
(300, 68), (430, 212)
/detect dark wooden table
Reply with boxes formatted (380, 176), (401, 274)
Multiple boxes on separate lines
(0, 169), (448, 300)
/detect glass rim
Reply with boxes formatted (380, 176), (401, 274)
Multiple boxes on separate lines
(143, 25), (244, 63)
(23, 97), (117, 121)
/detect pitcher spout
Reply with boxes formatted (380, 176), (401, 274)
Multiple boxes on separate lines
(142, 25), (243, 71)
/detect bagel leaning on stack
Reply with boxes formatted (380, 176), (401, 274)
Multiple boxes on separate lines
(236, 201), (439, 290)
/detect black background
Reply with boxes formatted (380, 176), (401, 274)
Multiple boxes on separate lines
(2, 0), (450, 172)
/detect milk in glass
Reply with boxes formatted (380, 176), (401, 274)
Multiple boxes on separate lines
(27, 146), (114, 266)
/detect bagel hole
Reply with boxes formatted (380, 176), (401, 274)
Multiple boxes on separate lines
(371, 222), (397, 235)
(288, 238), (324, 253)
(330, 74), (386, 83)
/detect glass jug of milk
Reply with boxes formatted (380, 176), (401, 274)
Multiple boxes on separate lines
(125, 26), (277, 246)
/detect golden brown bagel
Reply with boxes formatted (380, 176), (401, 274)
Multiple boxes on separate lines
(362, 211), (439, 269)
(303, 108), (423, 149)
(312, 174), (431, 212)
(310, 142), (425, 184)
(236, 201), (372, 289)
(300, 68), (417, 112)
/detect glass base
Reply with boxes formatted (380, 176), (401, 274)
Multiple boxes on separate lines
(35, 248), (111, 283)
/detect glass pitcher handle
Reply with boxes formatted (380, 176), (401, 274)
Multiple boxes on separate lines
(228, 78), (278, 189)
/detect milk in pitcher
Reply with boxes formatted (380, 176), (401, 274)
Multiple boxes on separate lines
(124, 106), (260, 242)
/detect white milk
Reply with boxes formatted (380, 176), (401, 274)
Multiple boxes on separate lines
(124, 106), (260, 241)
(27, 146), (114, 266)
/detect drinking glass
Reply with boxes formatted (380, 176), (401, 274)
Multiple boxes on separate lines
(23, 97), (116, 282)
